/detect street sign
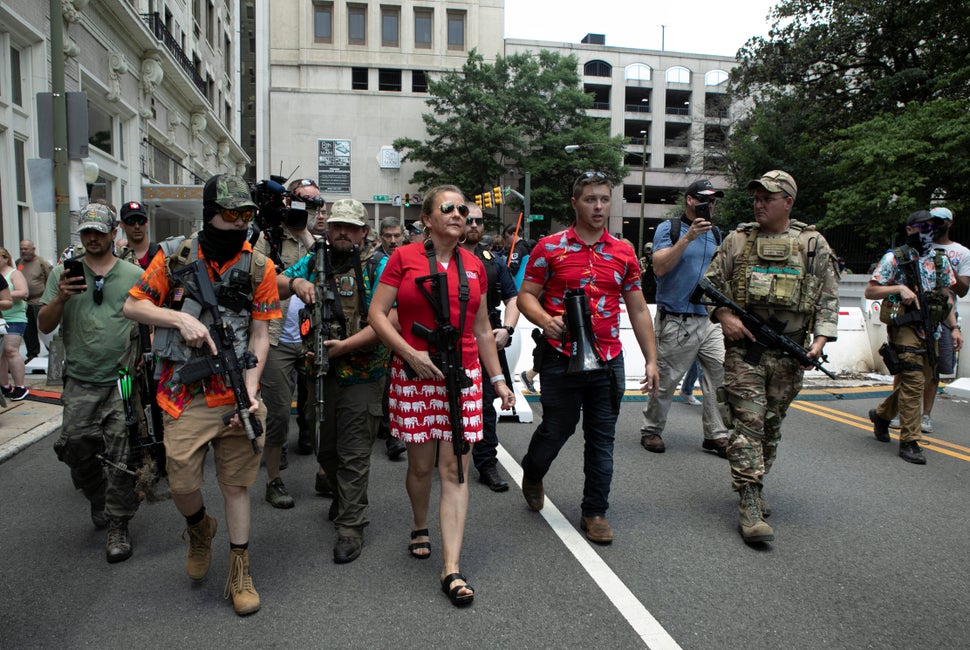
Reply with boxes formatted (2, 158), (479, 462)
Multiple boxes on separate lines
(373, 194), (390, 202)
(528, 214), (544, 222)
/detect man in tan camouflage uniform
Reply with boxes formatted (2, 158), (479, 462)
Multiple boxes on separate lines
(705, 170), (840, 544)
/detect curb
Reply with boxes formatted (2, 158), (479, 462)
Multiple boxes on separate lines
(0, 419), (60, 465)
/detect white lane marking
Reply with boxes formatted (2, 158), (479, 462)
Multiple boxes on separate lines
(495, 445), (682, 650)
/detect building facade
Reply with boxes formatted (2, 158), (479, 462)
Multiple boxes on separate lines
(0, 0), (248, 259)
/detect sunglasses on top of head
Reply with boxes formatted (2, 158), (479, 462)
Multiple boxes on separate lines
(438, 202), (469, 217)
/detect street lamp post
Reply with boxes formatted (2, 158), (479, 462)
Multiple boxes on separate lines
(565, 137), (648, 254)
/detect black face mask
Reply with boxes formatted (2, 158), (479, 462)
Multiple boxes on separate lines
(200, 222), (248, 264)
(905, 231), (934, 256)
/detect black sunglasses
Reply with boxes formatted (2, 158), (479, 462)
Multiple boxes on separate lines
(122, 216), (148, 226)
(466, 217), (484, 225)
(692, 195), (717, 205)
(914, 221), (937, 233)
(439, 202), (469, 217)
(93, 275), (105, 306)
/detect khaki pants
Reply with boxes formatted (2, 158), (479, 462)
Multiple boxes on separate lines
(875, 326), (934, 443)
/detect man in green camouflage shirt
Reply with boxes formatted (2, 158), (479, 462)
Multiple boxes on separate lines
(705, 170), (840, 544)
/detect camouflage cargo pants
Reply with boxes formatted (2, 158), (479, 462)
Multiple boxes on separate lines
(52, 377), (139, 521)
(723, 347), (803, 491)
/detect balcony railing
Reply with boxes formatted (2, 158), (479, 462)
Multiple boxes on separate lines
(141, 13), (208, 96)
(591, 102), (610, 110)
(665, 106), (689, 116)
(625, 103), (651, 113)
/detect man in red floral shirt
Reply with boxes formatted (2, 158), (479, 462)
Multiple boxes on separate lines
(517, 171), (659, 544)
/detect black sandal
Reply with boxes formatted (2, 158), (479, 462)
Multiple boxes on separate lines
(408, 529), (431, 559)
(440, 572), (474, 607)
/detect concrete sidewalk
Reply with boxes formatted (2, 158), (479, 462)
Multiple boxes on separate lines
(0, 362), (62, 464)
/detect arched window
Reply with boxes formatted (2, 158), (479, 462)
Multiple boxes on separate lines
(705, 69), (729, 86)
(665, 66), (690, 84)
(584, 60), (612, 77)
(625, 63), (651, 82)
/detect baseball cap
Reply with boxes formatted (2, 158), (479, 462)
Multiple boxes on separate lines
(120, 201), (147, 221)
(327, 199), (368, 227)
(747, 170), (798, 200)
(408, 220), (424, 235)
(77, 203), (115, 233)
(685, 178), (724, 198)
(906, 210), (934, 226)
(930, 206), (953, 221)
(202, 174), (257, 210)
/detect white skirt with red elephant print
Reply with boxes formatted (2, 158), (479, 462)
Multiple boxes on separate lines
(387, 356), (483, 444)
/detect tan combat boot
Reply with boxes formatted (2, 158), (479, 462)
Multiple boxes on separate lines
(757, 485), (771, 518)
(224, 548), (260, 616)
(184, 514), (217, 581)
(738, 484), (774, 543)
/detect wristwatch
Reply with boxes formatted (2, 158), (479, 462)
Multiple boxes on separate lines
(503, 325), (515, 337)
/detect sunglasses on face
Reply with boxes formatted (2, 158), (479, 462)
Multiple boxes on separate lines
(93, 275), (105, 306)
(221, 208), (256, 223)
(439, 202), (469, 217)
(692, 195), (717, 205)
(123, 216), (148, 226)
(466, 217), (484, 226)
(914, 221), (936, 233)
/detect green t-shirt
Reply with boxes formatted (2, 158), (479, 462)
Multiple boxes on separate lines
(42, 258), (145, 385)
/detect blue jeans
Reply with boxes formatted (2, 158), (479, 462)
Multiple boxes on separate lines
(681, 358), (703, 394)
(521, 349), (624, 517)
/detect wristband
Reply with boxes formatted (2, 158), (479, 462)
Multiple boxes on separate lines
(503, 325), (515, 337)
(489, 375), (505, 385)
(288, 276), (297, 294)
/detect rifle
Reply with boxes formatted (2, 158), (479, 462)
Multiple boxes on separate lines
(136, 324), (166, 475)
(299, 239), (340, 431)
(411, 250), (472, 483)
(173, 260), (263, 454)
(691, 277), (837, 379)
(897, 249), (940, 381)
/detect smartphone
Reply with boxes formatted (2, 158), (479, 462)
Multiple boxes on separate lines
(694, 202), (712, 222)
(63, 259), (87, 288)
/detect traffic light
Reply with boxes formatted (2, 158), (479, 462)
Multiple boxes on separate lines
(404, 193), (411, 207)
(474, 194), (483, 209)
(483, 191), (493, 209)
(493, 186), (503, 205)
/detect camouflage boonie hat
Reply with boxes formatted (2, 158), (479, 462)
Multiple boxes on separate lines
(77, 203), (115, 233)
(327, 199), (368, 227)
(747, 170), (798, 200)
(202, 174), (257, 210)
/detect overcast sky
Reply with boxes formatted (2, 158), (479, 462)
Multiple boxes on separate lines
(504, 0), (780, 58)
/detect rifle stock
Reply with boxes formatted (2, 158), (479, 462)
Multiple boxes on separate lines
(692, 277), (836, 379)
(172, 260), (263, 454)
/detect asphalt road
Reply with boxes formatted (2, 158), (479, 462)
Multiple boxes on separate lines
(2, 389), (969, 649)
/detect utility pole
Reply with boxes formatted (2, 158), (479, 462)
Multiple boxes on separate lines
(50, 0), (72, 255)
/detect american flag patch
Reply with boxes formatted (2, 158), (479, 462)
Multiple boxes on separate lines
(173, 287), (185, 301)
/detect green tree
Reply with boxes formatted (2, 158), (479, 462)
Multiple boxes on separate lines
(394, 50), (626, 226)
(724, 0), (970, 238)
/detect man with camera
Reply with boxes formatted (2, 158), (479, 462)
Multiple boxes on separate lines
(252, 179), (320, 508)
(640, 179), (729, 456)
(124, 174), (281, 615)
(39, 204), (145, 563)
(517, 171), (658, 544)
(867, 210), (962, 465)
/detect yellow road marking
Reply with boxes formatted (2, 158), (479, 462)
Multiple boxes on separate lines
(790, 401), (970, 461)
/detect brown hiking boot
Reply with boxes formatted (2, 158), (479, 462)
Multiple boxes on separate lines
(106, 520), (133, 563)
(183, 514), (217, 581)
(224, 548), (260, 616)
(738, 484), (774, 543)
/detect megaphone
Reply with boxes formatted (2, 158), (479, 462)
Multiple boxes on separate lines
(562, 288), (606, 375)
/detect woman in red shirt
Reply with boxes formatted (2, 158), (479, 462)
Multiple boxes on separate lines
(369, 185), (515, 607)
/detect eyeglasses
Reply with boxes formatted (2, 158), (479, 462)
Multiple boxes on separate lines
(93, 275), (105, 306)
(692, 195), (717, 205)
(752, 195), (787, 206)
(122, 216), (148, 226)
(466, 217), (484, 226)
(576, 171), (608, 182)
(296, 179), (317, 188)
(913, 221), (937, 233)
(439, 202), (469, 217)
(221, 208), (256, 223)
